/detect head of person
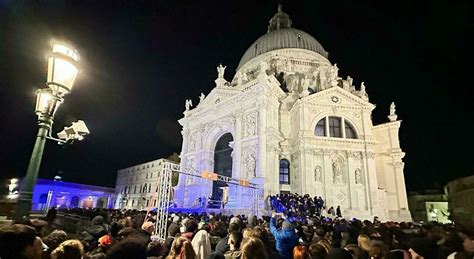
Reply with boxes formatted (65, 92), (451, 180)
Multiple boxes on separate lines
(325, 248), (353, 259)
(293, 245), (310, 259)
(117, 227), (138, 241)
(50, 239), (84, 259)
(408, 237), (438, 259)
(240, 237), (267, 259)
(308, 243), (327, 259)
(141, 221), (155, 235)
(42, 229), (68, 254)
(146, 240), (162, 258)
(357, 234), (372, 252)
(282, 220), (294, 230)
(0, 224), (43, 259)
(227, 231), (242, 251)
(344, 244), (365, 258)
(171, 237), (195, 259)
(368, 243), (389, 259)
(107, 238), (146, 259)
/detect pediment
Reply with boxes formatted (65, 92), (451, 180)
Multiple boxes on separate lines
(302, 86), (375, 109)
(194, 87), (240, 110)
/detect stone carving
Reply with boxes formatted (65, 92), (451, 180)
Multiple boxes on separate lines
(217, 64), (226, 79)
(245, 153), (256, 178)
(285, 58), (293, 72)
(241, 71), (248, 82)
(188, 132), (196, 152)
(332, 158), (344, 184)
(302, 75), (311, 91)
(359, 82), (368, 100)
(388, 102), (397, 122)
(343, 76), (353, 92)
(245, 112), (258, 136)
(319, 67), (327, 90)
(199, 93), (205, 103)
(355, 168), (362, 184)
(314, 165), (322, 182)
(259, 61), (269, 76)
(326, 63), (339, 87)
(185, 99), (193, 111)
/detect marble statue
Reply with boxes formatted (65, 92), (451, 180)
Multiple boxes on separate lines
(332, 160), (343, 184)
(217, 64), (226, 79)
(314, 166), (322, 182)
(355, 168), (362, 184)
(185, 99), (193, 111)
(326, 63), (339, 87)
(241, 71), (248, 82)
(246, 113), (257, 136)
(285, 58), (293, 72)
(259, 61), (269, 76)
(359, 82), (368, 100)
(199, 93), (205, 103)
(245, 154), (256, 178)
(388, 102), (397, 121)
(302, 75), (311, 90)
(235, 71), (242, 85)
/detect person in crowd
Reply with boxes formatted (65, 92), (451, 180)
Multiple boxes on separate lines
(108, 237), (147, 259)
(192, 227), (212, 259)
(42, 229), (68, 258)
(240, 237), (267, 259)
(146, 240), (163, 259)
(223, 231), (242, 259)
(0, 224), (44, 259)
(336, 205), (342, 218)
(269, 212), (297, 259)
(50, 239), (84, 259)
(167, 237), (196, 259)
(293, 245), (310, 259)
(308, 243), (327, 259)
(215, 223), (240, 254)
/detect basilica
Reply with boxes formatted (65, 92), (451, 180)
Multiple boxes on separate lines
(174, 6), (411, 221)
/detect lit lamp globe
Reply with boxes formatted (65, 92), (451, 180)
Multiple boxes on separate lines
(46, 42), (80, 96)
(34, 88), (62, 118)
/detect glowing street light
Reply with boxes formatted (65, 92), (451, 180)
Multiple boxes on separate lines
(14, 42), (89, 221)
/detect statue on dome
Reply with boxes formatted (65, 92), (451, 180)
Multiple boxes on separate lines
(285, 58), (293, 72)
(388, 102), (397, 121)
(185, 99), (193, 111)
(259, 61), (269, 76)
(326, 63), (339, 87)
(359, 82), (368, 100)
(241, 71), (248, 83)
(217, 64), (226, 79)
(199, 93), (206, 103)
(302, 75), (311, 91)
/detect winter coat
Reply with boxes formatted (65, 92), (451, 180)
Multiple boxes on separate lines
(269, 218), (297, 259)
(191, 230), (211, 259)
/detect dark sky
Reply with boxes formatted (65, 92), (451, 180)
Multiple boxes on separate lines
(0, 0), (473, 191)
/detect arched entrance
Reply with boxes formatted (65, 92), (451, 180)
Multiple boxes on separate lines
(70, 196), (80, 208)
(212, 133), (233, 201)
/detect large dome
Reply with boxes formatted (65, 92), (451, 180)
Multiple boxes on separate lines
(237, 5), (328, 70)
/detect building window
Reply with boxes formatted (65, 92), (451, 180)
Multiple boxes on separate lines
(146, 174), (148, 179)
(134, 185), (137, 194)
(279, 159), (290, 184)
(315, 116), (358, 139)
(345, 122), (357, 139)
(148, 184), (151, 193)
(315, 118), (326, 136)
(329, 117), (342, 138)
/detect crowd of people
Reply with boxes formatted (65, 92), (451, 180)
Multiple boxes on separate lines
(1, 192), (474, 259)
(269, 193), (343, 221)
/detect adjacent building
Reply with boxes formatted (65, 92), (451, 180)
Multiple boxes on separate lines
(407, 190), (450, 223)
(174, 6), (411, 221)
(114, 159), (168, 210)
(31, 178), (115, 211)
(445, 175), (474, 227)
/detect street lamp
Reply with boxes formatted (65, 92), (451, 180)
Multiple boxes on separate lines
(14, 41), (89, 221)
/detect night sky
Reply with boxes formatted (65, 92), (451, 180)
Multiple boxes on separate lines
(1, 1), (473, 192)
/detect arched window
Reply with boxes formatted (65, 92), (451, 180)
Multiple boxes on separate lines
(315, 118), (326, 136)
(314, 116), (358, 139)
(279, 159), (290, 184)
(328, 117), (342, 138)
(345, 121), (357, 139)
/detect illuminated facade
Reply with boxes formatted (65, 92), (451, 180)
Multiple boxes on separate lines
(114, 158), (168, 210)
(173, 6), (411, 221)
(31, 179), (115, 211)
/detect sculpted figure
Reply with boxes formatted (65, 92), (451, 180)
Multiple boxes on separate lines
(390, 102), (396, 116)
(185, 99), (193, 111)
(359, 82), (368, 99)
(332, 160), (344, 184)
(245, 154), (256, 178)
(259, 61), (269, 76)
(199, 93), (205, 103)
(241, 71), (248, 82)
(217, 64), (226, 79)
(326, 63), (339, 87)
(355, 169), (362, 184)
(314, 166), (322, 182)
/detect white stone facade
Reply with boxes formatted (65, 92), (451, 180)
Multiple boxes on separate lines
(114, 159), (167, 210)
(174, 7), (411, 221)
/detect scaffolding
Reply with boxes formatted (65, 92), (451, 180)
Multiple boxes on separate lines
(152, 161), (260, 241)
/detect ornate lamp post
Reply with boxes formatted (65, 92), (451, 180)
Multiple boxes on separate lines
(14, 42), (87, 221)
